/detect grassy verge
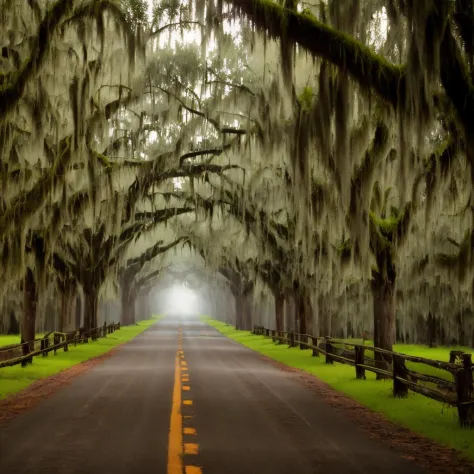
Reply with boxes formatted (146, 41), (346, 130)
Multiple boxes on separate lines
(203, 317), (474, 461)
(0, 317), (161, 400)
(332, 341), (468, 382)
(0, 334), (45, 347)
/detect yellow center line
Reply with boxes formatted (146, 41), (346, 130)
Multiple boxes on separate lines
(167, 346), (183, 473)
(170, 327), (201, 474)
(185, 467), (202, 474)
(184, 443), (199, 455)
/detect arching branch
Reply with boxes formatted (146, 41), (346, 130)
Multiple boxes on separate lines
(0, 0), (133, 122)
(226, 0), (405, 108)
(126, 236), (188, 267)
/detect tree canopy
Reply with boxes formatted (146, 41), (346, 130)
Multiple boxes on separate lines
(1, 0), (473, 351)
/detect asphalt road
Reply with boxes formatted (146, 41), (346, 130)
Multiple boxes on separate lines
(0, 315), (426, 474)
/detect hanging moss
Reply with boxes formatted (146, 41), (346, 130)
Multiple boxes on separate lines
(298, 86), (313, 111)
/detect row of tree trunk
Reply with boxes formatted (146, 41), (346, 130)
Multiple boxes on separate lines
(225, 271), (396, 360)
(16, 266), (148, 355)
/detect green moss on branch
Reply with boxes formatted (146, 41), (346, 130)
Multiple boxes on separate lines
(227, 0), (406, 108)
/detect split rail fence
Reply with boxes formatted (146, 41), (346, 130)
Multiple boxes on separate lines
(0, 322), (120, 369)
(253, 325), (474, 427)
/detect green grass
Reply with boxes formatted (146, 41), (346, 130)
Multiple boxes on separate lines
(203, 317), (474, 461)
(0, 334), (45, 347)
(333, 340), (468, 383)
(0, 317), (161, 400)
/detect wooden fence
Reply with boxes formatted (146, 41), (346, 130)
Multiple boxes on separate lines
(0, 322), (120, 369)
(253, 325), (474, 427)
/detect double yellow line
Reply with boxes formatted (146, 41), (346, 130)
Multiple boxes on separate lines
(167, 327), (202, 474)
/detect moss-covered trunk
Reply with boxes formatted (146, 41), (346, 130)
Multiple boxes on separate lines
(59, 291), (67, 333)
(293, 283), (311, 336)
(372, 262), (396, 378)
(120, 271), (136, 326)
(242, 289), (253, 331)
(427, 312), (436, 347)
(373, 278), (395, 349)
(121, 292), (136, 326)
(235, 292), (244, 330)
(7, 309), (20, 335)
(75, 294), (82, 329)
(21, 268), (37, 355)
(275, 293), (284, 332)
(318, 296), (331, 337)
(59, 288), (74, 333)
(84, 289), (98, 333)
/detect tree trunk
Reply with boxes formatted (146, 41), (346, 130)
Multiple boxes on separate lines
(120, 282), (133, 326)
(123, 292), (137, 325)
(274, 293), (284, 332)
(427, 312), (436, 347)
(294, 284), (311, 336)
(21, 268), (37, 356)
(75, 294), (82, 329)
(140, 290), (151, 321)
(59, 290), (71, 333)
(283, 288), (295, 332)
(7, 310), (20, 335)
(372, 273), (396, 379)
(69, 294), (76, 330)
(318, 296), (331, 337)
(235, 293), (244, 330)
(84, 290), (98, 333)
(243, 291), (253, 331)
(304, 293), (314, 335)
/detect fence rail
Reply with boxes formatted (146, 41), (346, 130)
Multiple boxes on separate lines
(0, 322), (120, 369)
(253, 325), (474, 427)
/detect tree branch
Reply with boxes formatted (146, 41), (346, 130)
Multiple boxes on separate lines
(226, 0), (405, 108)
(148, 21), (203, 39)
(126, 236), (188, 267)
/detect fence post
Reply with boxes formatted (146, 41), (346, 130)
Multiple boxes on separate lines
(393, 355), (408, 397)
(354, 345), (365, 379)
(325, 337), (333, 364)
(63, 333), (69, 352)
(311, 336), (319, 357)
(21, 341), (30, 367)
(53, 333), (60, 355)
(289, 331), (295, 348)
(265, 328), (270, 337)
(456, 353), (473, 427)
(41, 336), (49, 357)
(299, 334), (307, 350)
(103, 322), (107, 338)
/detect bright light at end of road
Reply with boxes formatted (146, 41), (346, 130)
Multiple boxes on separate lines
(166, 285), (197, 315)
